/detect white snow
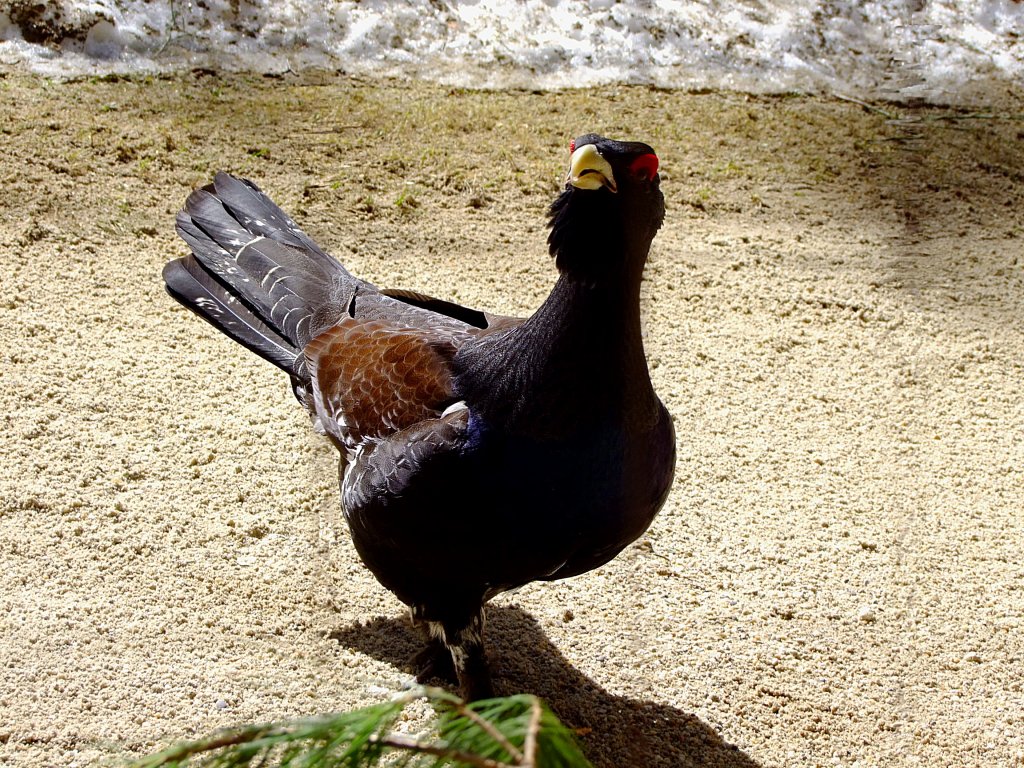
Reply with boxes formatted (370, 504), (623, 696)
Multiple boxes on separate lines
(0, 0), (1021, 102)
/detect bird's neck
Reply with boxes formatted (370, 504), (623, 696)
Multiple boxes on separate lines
(458, 248), (658, 436)
(524, 269), (645, 363)
(528, 224), (654, 369)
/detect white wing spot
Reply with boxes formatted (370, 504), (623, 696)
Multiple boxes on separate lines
(441, 400), (468, 417)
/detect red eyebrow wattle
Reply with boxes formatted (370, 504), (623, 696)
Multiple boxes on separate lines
(630, 153), (659, 179)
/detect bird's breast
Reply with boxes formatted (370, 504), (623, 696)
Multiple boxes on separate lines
(464, 400), (674, 541)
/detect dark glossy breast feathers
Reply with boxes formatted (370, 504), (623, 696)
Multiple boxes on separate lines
(340, 398), (675, 619)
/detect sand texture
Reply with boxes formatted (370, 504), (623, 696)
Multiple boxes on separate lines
(1, 71), (1023, 767)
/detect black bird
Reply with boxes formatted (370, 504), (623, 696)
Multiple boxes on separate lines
(163, 134), (676, 700)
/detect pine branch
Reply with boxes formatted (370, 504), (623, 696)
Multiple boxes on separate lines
(129, 687), (593, 768)
(522, 697), (542, 768)
(369, 732), (514, 768)
(133, 725), (281, 768)
(448, 699), (524, 764)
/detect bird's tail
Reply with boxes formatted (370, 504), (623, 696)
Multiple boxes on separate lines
(163, 173), (361, 382)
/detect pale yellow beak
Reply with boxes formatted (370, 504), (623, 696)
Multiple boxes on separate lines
(567, 143), (617, 193)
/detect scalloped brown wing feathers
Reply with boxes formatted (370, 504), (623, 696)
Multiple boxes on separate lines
(305, 318), (463, 448)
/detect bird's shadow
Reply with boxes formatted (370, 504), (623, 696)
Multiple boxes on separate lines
(330, 605), (760, 768)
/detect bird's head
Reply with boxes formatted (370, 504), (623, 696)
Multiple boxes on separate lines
(547, 134), (665, 280)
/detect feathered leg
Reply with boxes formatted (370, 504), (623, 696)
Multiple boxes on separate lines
(429, 613), (493, 701)
(411, 632), (457, 685)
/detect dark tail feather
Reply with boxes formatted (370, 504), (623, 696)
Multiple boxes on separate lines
(169, 173), (365, 368)
(163, 255), (299, 374)
(209, 172), (344, 274)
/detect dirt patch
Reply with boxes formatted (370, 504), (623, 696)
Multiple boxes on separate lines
(1, 69), (1022, 767)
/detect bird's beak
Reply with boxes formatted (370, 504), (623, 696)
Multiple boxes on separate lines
(567, 144), (617, 193)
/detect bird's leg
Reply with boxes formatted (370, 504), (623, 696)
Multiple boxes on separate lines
(434, 612), (494, 701)
(411, 633), (457, 685)
(408, 607), (457, 684)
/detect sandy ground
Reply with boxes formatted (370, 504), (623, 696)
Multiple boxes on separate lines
(1, 69), (1023, 768)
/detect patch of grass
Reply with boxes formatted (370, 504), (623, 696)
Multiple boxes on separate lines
(394, 188), (419, 210)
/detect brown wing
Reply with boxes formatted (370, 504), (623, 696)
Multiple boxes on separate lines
(304, 318), (462, 449)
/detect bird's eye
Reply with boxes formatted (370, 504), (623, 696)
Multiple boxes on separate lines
(569, 139), (576, 153)
(630, 153), (659, 181)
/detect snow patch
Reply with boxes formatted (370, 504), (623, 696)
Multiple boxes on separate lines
(0, 0), (1021, 102)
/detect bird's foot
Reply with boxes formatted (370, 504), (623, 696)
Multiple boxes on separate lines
(439, 613), (495, 701)
(411, 638), (457, 685)
(412, 611), (494, 700)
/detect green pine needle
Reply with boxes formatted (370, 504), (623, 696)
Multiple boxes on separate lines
(130, 687), (593, 768)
